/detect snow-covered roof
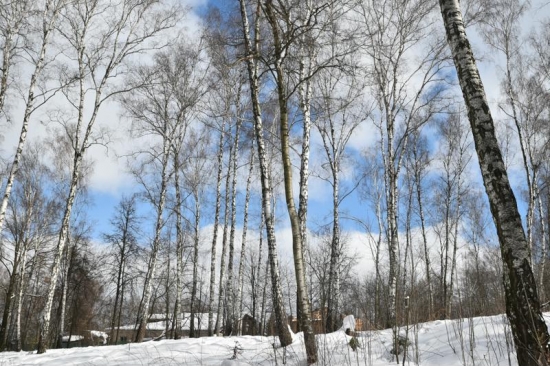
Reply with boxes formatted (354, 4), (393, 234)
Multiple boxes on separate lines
(116, 313), (219, 331)
(61, 335), (84, 342)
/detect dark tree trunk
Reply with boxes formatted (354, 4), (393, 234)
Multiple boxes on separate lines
(438, 1), (550, 365)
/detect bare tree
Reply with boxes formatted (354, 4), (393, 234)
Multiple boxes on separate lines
(182, 127), (212, 338)
(0, 0), (65, 237)
(357, 0), (449, 356)
(406, 130), (434, 318)
(207, 118), (226, 336)
(0, 0), (31, 119)
(214, 141), (232, 335)
(161, 39), (209, 339)
(103, 195), (141, 345)
(238, 0), (292, 347)
(315, 53), (366, 332)
(0, 143), (60, 351)
(224, 109), (243, 336)
(431, 112), (472, 319)
(236, 144), (255, 335)
(438, 1), (550, 364)
(37, 0), (178, 352)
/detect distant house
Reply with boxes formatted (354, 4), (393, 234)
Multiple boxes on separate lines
(61, 335), (84, 348)
(109, 313), (216, 344)
(110, 312), (293, 343)
(60, 331), (108, 348)
(268, 308), (364, 336)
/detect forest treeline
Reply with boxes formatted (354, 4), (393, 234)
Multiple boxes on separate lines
(0, 0), (548, 364)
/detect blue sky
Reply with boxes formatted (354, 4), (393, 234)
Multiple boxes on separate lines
(4, 0), (543, 248)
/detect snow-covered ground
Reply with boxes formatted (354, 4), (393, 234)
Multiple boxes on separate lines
(1, 313), (549, 366)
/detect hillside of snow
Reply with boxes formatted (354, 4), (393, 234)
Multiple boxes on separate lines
(1, 313), (548, 366)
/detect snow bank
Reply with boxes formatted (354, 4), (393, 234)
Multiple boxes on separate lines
(2, 313), (549, 365)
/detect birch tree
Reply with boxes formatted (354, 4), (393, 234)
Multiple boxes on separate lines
(438, 1), (550, 364)
(432, 113), (472, 318)
(480, 1), (550, 293)
(37, 0), (178, 352)
(357, 0), (449, 354)
(0, 0), (65, 237)
(224, 106), (243, 336)
(122, 38), (207, 343)
(0, 0), (31, 120)
(203, 13), (242, 333)
(406, 130), (434, 318)
(103, 195), (141, 345)
(207, 118), (226, 336)
(183, 128), (212, 338)
(238, 0), (292, 347)
(0, 144), (60, 351)
(215, 143), (232, 335)
(315, 54), (366, 332)
(236, 144), (255, 335)
(164, 40), (209, 339)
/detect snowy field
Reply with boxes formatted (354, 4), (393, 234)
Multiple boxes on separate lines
(1, 313), (549, 366)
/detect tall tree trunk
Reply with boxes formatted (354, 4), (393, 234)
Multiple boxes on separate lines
(110, 242), (126, 344)
(37, 150), (83, 353)
(173, 150), (183, 339)
(225, 118), (242, 336)
(208, 120), (226, 336)
(236, 145), (255, 335)
(189, 188), (201, 338)
(387, 167), (399, 348)
(164, 244), (171, 338)
(238, 0), (292, 348)
(414, 159), (433, 318)
(326, 159), (341, 332)
(135, 135), (170, 343)
(56, 241), (73, 349)
(438, 2), (550, 364)
(264, 1), (317, 362)
(115, 273), (125, 345)
(14, 241), (29, 352)
(536, 184), (548, 299)
(215, 143), (232, 335)
(0, 0), (61, 235)
(0, 202), (31, 351)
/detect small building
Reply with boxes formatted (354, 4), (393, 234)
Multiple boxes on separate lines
(59, 331), (107, 348)
(61, 335), (84, 348)
(268, 308), (364, 336)
(108, 313), (216, 344)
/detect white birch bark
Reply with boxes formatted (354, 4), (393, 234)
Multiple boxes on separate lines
(56, 238), (73, 348)
(438, 1), (550, 364)
(215, 143), (232, 335)
(173, 151), (183, 339)
(236, 144), (254, 335)
(38, 0), (176, 351)
(0, 183), (36, 350)
(135, 135), (170, 342)
(0, 0), (30, 117)
(0, 0), (64, 235)
(225, 117), (241, 335)
(189, 187), (200, 337)
(264, 1), (317, 361)
(208, 120), (226, 336)
(238, 0), (292, 347)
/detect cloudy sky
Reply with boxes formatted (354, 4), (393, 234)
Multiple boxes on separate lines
(1, 0), (548, 271)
